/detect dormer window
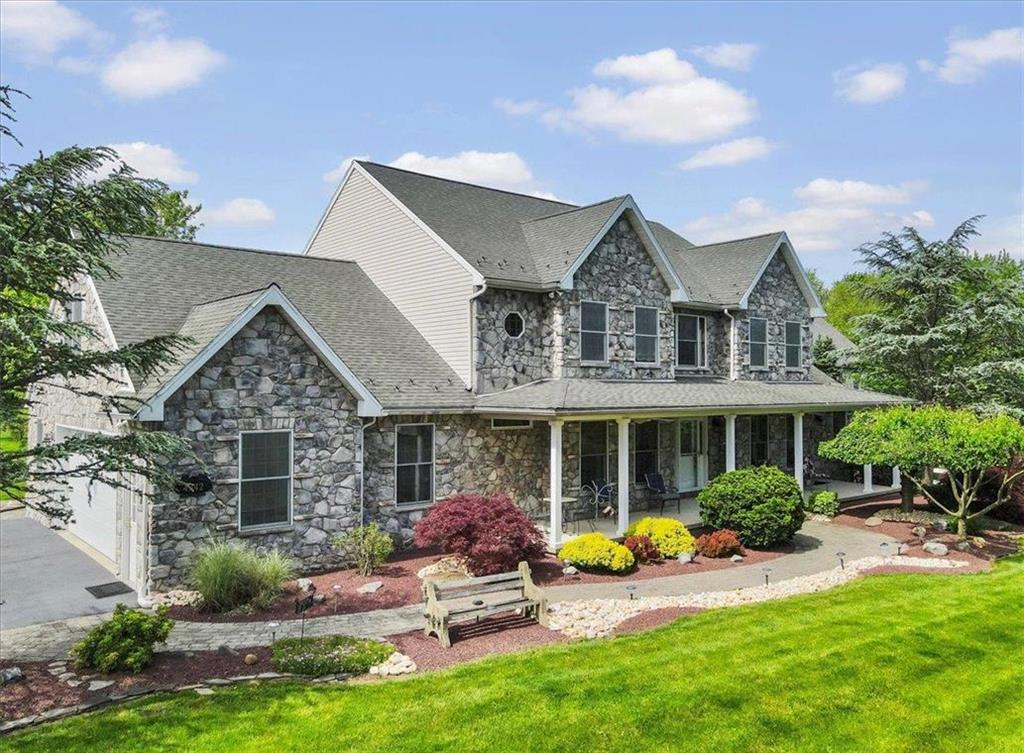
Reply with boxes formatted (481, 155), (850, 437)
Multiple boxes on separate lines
(785, 321), (802, 368)
(634, 306), (659, 365)
(676, 314), (707, 369)
(503, 311), (525, 339)
(580, 301), (608, 363)
(749, 318), (768, 369)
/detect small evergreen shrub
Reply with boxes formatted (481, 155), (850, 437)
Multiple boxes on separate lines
(695, 529), (742, 558)
(333, 523), (394, 576)
(559, 533), (635, 573)
(625, 517), (696, 557)
(271, 635), (394, 676)
(623, 534), (661, 564)
(72, 604), (173, 673)
(698, 466), (804, 548)
(190, 542), (296, 612)
(807, 490), (841, 517)
(413, 494), (545, 575)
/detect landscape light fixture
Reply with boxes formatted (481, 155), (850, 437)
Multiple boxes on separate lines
(333, 583), (342, 614)
(836, 551), (846, 570)
(268, 621), (280, 644)
(880, 542), (890, 558)
(762, 567), (772, 586)
(626, 585), (637, 601)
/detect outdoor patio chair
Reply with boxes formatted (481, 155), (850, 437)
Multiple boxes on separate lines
(805, 457), (832, 486)
(645, 472), (682, 515)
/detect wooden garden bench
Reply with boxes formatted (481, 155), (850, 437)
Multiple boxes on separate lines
(423, 561), (548, 648)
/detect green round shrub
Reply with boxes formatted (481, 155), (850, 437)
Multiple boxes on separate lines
(807, 490), (840, 517)
(697, 466), (804, 548)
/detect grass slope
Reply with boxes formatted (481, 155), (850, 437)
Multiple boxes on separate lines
(9, 559), (1024, 753)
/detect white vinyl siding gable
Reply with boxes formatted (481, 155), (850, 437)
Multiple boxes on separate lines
(306, 168), (476, 385)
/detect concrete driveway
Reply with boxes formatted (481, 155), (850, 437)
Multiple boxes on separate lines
(0, 513), (136, 630)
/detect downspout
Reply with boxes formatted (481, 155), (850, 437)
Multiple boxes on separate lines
(724, 308), (738, 380)
(359, 417), (377, 526)
(467, 283), (488, 392)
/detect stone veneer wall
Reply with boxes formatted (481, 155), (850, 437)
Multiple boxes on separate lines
(150, 309), (364, 591)
(734, 251), (813, 382)
(474, 288), (553, 392)
(672, 308), (731, 378)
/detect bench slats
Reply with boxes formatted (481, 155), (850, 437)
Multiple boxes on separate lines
(448, 599), (533, 623)
(433, 570), (523, 594)
(433, 579), (526, 600)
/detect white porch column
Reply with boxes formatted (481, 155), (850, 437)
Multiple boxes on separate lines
(725, 414), (737, 472)
(616, 418), (630, 537)
(793, 412), (804, 491)
(863, 463), (874, 494)
(548, 420), (564, 549)
(892, 466), (901, 488)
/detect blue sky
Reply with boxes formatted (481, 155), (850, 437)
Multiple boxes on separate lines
(2, 1), (1021, 281)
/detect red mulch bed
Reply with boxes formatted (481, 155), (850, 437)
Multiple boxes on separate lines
(613, 606), (703, 635)
(531, 544), (791, 586)
(0, 647), (273, 723)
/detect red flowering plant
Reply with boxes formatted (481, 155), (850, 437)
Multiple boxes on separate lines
(413, 494), (546, 575)
(695, 529), (743, 558)
(623, 534), (661, 564)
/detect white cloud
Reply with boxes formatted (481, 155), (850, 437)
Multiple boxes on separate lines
(106, 142), (198, 184)
(493, 98), (544, 116)
(322, 155), (370, 184)
(0, 0), (104, 61)
(201, 198), (275, 226)
(678, 136), (776, 170)
(130, 7), (169, 35)
(683, 178), (929, 252)
(506, 48), (756, 145)
(924, 27), (1023, 84)
(386, 150), (562, 198)
(834, 63), (907, 103)
(101, 36), (225, 99)
(690, 43), (759, 71)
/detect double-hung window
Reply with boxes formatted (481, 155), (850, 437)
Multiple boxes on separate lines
(396, 424), (434, 506)
(750, 415), (769, 466)
(785, 321), (802, 368)
(676, 314), (707, 368)
(580, 301), (608, 363)
(748, 317), (768, 368)
(634, 306), (659, 365)
(632, 421), (659, 483)
(239, 431), (292, 529)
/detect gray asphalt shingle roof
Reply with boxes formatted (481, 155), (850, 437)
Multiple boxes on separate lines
(666, 232), (786, 306)
(95, 236), (474, 410)
(475, 378), (907, 414)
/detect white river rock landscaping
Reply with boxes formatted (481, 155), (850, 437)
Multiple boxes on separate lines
(369, 652), (416, 676)
(547, 556), (968, 640)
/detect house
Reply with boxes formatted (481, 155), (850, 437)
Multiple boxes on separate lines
(28, 161), (906, 598)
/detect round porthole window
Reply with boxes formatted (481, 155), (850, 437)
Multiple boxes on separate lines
(503, 311), (525, 338)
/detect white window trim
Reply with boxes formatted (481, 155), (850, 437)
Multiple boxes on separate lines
(503, 311), (526, 340)
(784, 319), (803, 369)
(395, 422), (435, 509)
(631, 420), (660, 484)
(491, 418), (533, 431)
(580, 300), (609, 365)
(238, 429), (294, 532)
(633, 306), (660, 366)
(675, 313), (708, 369)
(748, 317), (769, 370)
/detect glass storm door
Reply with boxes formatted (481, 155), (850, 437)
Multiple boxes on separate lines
(677, 419), (707, 491)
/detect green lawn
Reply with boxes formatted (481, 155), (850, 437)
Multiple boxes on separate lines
(9, 558), (1024, 753)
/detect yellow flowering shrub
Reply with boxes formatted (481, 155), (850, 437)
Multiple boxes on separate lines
(558, 533), (635, 573)
(625, 517), (696, 557)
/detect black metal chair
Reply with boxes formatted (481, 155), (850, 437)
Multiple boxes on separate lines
(644, 472), (681, 514)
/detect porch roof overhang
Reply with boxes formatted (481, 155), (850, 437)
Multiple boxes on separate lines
(473, 377), (910, 419)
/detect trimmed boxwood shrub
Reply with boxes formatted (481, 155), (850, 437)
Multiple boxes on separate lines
(625, 517), (696, 557)
(697, 466), (804, 548)
(413, 494), (546, 575)
(72, 604), (173, 673)
(807, 490), (840, 517)
(695, 529), (742, 558)
(271, 635), (394, 676)
(559, 533), (634, 573)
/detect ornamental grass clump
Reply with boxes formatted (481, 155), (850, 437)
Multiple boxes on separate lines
(271, 635), (394, 676)
(72, 604), (173, 673)
(190, 542), (296, 612)
(413, 494), (545, 575)
(625, 517), (696, 557)
(333, 523), (394, 576)
(558, 533), (635, 573)
(698, 466), (804, 548)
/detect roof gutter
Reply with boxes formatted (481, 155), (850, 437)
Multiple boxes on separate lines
(467, 282), (488, 391)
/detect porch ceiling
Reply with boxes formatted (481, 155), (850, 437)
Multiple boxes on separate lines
(474, 377), (908, 417)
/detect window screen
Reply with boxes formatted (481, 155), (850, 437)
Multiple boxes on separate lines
(396, 424), (433, 505)
(749, 318), (768, 368)
(580, 302), (608, 363)
(239, 431), (291, 528)
(634, 307), (659, 364)
(785, 321), (802, 368)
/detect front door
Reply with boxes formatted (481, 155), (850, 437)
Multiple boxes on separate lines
(677, 419), (708, 492)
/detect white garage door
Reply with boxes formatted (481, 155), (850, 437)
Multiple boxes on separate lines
(65, 454), (119, 561)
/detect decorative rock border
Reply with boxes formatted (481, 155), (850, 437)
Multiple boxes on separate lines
(548, 556), (968, 639)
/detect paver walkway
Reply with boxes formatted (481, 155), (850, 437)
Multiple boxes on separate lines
(0, 521), (896, 662)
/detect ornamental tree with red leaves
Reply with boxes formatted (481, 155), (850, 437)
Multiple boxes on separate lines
(623, 534), (661, 564)
(413, 494), (546, 575)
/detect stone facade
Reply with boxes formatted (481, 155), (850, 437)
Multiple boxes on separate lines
(150, 309), (364, 591)
(474, 288), (553, 392)
(734, 251), (813, 382)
